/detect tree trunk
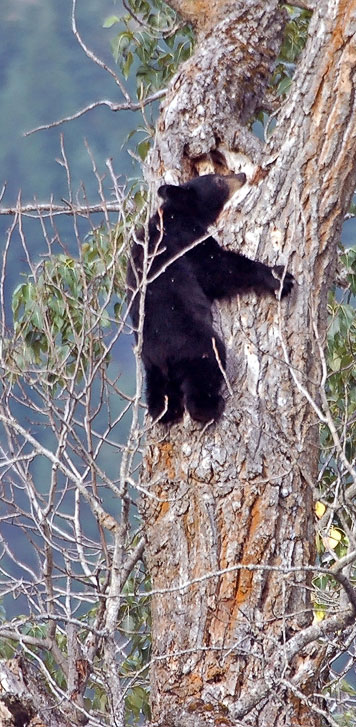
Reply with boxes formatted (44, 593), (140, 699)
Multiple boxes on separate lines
(140, 1), (356, 725)
(0, 658), (74, 727)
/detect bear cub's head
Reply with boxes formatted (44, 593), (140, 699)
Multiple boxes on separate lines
(157, 173), (247, 229)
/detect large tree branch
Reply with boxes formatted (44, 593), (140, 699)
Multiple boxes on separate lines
(163, 0), (318, 31)
(149, 0), (286, 182)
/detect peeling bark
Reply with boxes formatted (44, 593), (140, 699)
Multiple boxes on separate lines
(140, 1), (356, 725)
(149, 0), (286, 182)
(0, 658), (74, 727)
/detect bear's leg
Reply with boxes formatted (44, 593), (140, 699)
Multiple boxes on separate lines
(181, 338), (226, 423)
(162, 377), (185, 423)
(145, 365), (168, 421)
(146, 365), (184, 423)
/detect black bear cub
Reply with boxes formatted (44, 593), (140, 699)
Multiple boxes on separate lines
(126, 173), (294, 424)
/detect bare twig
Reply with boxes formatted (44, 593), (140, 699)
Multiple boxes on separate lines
(72, 0), (130, 100)
(24, 91), (166, 136)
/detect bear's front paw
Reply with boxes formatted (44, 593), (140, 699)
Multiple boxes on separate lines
(272, 266), (295, 298)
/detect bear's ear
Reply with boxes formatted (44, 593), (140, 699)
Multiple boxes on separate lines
(158, 184), (197, 209)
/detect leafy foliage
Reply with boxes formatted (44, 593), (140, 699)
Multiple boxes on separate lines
(8, 236), (119, 387)
(324, 247), (356, 469)
(0, 564), (151, 725)
(104, 0), (194, 97)
(120, 572), (152, 723)
(316, 246), (356, 579)
(6, 186), (147, 387)
(273, 5), (312, 97)
(84, 566), (151, 723)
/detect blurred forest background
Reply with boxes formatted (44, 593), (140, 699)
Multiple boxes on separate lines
(0, 0), (146, 315)
(0, 0), (144, 429)
(1, 0), (139, 202)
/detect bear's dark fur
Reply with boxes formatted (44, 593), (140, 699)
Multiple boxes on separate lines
(126, 173), (294, 424)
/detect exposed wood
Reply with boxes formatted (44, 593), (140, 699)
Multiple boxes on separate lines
(148, 0), (285, 183)
(0, 658), (74, 727)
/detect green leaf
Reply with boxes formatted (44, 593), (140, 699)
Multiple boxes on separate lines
(123, 51), (134, 80)
(30, 308), (44, 330)
(114, 302), (122, 319)
(102, 15), (120, 28)
(137, 139), (150, 160)
(277, 76), (292, 96)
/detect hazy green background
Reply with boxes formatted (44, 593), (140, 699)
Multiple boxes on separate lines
(1, 0), (140, 204)
(0, 0), (142, 397)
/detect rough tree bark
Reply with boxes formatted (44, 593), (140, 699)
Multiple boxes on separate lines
(0, 658), (74, 727)
(140, 1), (356, 726)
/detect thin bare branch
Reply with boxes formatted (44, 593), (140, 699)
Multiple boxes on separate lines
(24, 90), (166, 136)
